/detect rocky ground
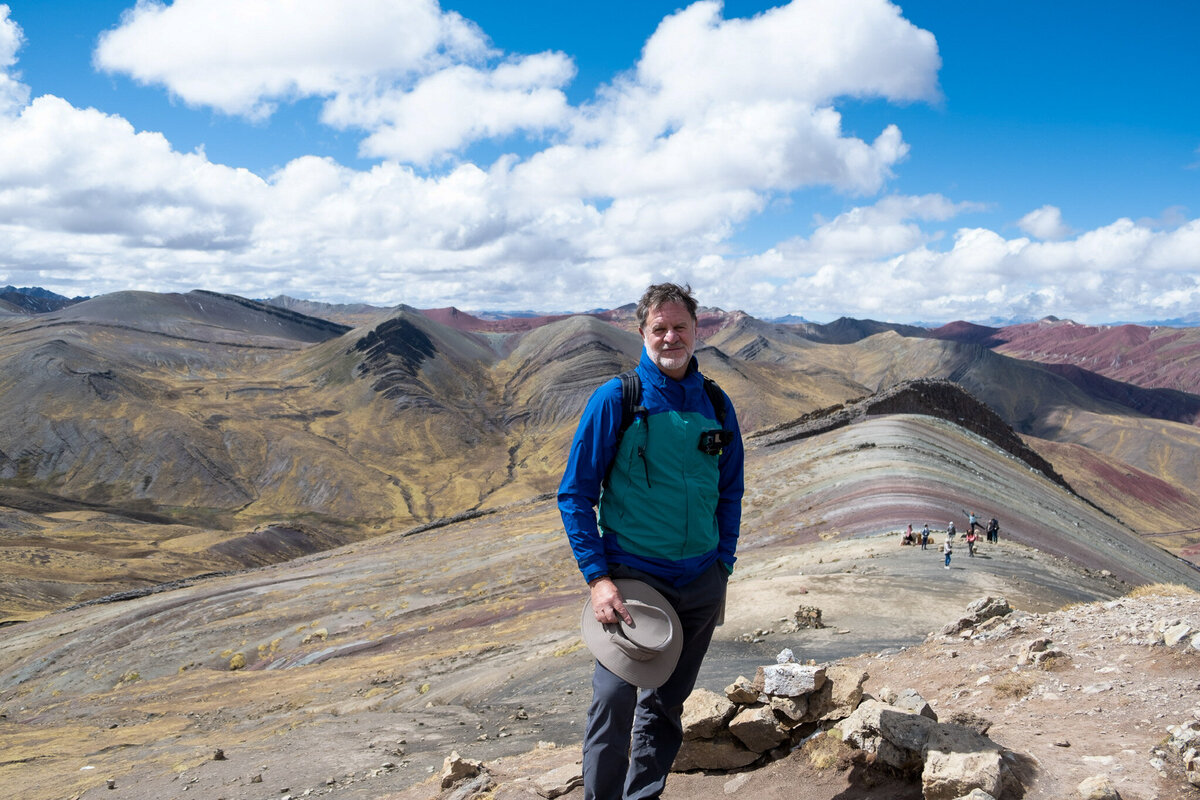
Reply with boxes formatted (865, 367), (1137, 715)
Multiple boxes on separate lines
(14, 530), (1195, 800)
(5, 413), (1200, 800)
(394, 581), (1200, 800)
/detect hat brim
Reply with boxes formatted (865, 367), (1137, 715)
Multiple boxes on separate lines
(581, 579), (683, 689)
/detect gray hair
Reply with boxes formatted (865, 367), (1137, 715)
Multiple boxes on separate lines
(636, 283), (698, 326)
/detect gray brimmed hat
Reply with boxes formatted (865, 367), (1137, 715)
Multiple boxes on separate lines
(580, 579), (683, 689)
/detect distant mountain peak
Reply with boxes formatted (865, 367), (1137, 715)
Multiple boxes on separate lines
(0, 286), (86, 313)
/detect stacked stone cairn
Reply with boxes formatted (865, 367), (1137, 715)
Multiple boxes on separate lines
(675, 647), (1017, 800)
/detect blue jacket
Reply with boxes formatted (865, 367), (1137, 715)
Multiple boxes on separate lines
(558, 349), (744, 586)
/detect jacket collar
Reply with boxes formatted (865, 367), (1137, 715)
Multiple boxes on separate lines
(637, 348), (700, 387)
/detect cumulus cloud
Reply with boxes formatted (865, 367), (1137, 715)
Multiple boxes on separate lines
(800, 194), (979, 258)
(95, 0), (488, 116)
(0, 96), (266, 250)
(93, 0), (570, 163)
(321, 55), (575, 164)
(560, 0), (938, 198)
(0, 5), (30, 116)
(718, 204), (1200, 323)
(1018, 205), (1071, 241)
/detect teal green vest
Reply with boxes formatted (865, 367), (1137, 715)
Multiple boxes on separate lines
(598, 409), (721, 561)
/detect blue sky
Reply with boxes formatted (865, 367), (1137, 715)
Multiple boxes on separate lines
(0, 0), (1197, 323)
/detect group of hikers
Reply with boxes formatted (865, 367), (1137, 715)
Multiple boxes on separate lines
(900, 510), (1000, 568)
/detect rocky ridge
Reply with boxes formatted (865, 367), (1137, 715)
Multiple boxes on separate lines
(750, 378), (1071, 494)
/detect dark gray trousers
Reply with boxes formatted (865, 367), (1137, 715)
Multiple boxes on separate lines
(582, 561), (727, 800)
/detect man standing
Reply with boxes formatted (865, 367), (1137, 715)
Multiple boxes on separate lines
(559, 283), (744, 800)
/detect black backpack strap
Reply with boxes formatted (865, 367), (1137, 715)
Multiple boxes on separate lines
(617, 370), (645, 435)
(605, 370), (646, 488)
(620, 370), (725, 429)
(702, 376), (727, 427)
(606, 371), (726, 488)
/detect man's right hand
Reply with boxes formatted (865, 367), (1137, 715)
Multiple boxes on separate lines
(589, 577), (633, 625)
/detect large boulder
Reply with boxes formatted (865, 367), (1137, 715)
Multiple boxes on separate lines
(728, 705), (788, 753)
(921, 725), (1006, 800)
(681, 688), (737, 740)
(808, 664), (868, 722)
(837, 699), (937, 772)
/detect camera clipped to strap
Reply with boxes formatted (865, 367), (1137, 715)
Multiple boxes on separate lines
(697, 429), (734, 456)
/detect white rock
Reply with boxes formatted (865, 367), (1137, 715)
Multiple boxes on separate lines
(951, 790), (996, 800)
(1164, 623), (1193, 648)
(1076, 773), (1121, 800)
(755, 663), (825, 697)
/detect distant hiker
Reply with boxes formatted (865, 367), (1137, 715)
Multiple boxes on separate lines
(943, 536), (953, 569)
(946, 520), (956, 539)
(902, 524), (915, 545)
(965, 510), (980, 533)
(920, 523), (930, 550)
(965, 529), (977, 557)
(987, 517), (999, 543)
(559, 282), (744, 800)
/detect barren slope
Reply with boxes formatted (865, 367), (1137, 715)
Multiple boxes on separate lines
(2, 412), (1197, 799)
(990, 318), (1200, 393)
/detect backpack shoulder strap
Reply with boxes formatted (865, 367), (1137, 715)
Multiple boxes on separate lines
(617, 370), (644, 435)
(619, 370), (726, 428)
(702, 376), (727, 427)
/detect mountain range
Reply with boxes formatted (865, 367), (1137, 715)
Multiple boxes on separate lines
(2, 288), (1199, 623)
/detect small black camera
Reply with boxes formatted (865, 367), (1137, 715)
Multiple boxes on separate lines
(697, 429), (734, 455)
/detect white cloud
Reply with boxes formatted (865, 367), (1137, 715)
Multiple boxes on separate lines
(0, 1), (1196, 324)
(800, 194), (978, 258)
(321, 55), (575, 164)
(1018, 204), (1071, 240)
(714, 202), (1200, 323)
(95, 0), (488, 118)
(93, 0), (569, 163)
(633, 0), (939, 116)
(0, 95), (266, 250)
(560, 0), (938, 198)
(0, 5), (30, 116)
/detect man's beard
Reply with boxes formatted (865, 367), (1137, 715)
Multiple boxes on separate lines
(653, 347), (691, 373)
